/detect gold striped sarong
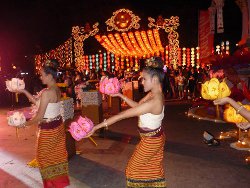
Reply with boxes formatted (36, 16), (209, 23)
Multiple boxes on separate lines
(37, 118), (70, 188)
(126, 128), (166, 188)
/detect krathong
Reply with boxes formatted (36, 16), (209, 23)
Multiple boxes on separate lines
(99, 77), (120, 94)
(224, 103), (250, 123)
(6, 78), (25, 92)
(201, 78), (231, 100)
(7, 111), (26, 127)
(68, 116), (94, 141)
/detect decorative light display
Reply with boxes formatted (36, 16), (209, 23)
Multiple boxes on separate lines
(148, 15), (180, 68)
(95, 29), (163, 57)
(165, 46), (169, 66)
(177, 48), (182, 66)
(225, 41), (230, 54)
(106, 9), (140, 32)
(191, 48), (195, 67)
(72, 22), (99, 72)
(196, 47), (200, 68)
(35, 8), (234, 73)
(182, 48), (186, 67)
(34, 38), (73, 73)
(215, 45), (221, 54)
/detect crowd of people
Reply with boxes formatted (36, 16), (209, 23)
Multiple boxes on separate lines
(56, 64), (211, 102)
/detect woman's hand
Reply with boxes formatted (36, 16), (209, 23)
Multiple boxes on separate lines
(213, 97), (230, 105)
(86, 126), (98, 138)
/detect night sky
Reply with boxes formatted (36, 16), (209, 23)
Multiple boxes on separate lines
(0, 0), (242, 72)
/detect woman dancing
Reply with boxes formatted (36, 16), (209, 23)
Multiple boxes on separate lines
(18, 59), (70, 188)
(87, 56), (166, 187)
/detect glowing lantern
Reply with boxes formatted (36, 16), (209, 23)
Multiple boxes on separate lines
(201, 78), (231, 100)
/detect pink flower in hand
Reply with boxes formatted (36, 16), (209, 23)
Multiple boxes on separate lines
(69, 122), (87, 141)
(112, 78), (120, 93)
(105, 82), (115, 94)
(77, 116), (94, 133)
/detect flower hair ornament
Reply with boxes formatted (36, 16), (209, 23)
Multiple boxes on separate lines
(145, 57), (159, 68)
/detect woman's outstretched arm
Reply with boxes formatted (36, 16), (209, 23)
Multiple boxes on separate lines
(87, 99), (156, 136)
(110, 92), (138, 107)
(214, 97), (250, 122)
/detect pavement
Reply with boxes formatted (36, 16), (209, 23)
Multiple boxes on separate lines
(0, 100), (250, 188)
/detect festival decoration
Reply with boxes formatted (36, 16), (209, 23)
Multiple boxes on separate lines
(69, 116), (94, 140)
(148, 15), (179, 68)
(201, 78), (231, 120)
(6, 78), (25, 103)
(95, 29), (163, 58)
(72, 22), (99, 72)
(106, 9), (140, 32)
(6, 78), (25, 92)
(224, 103), (250, 123)
(34, 38), (73, 73)
(68, 116), (97, 146)
(7, 111), (27, 139)
(201, 78), (231, 100)
(99, 77), (120, 95)
(7, 111), (26, 127)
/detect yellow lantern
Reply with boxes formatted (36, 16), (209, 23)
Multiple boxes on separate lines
(201, 81), (211, 100)
(224, 103), (250, 123)
(201, 78), (231, 100)
(218, 80), (231, 99)
(207, 78), (220, 100)
(224, 104), (237, 123)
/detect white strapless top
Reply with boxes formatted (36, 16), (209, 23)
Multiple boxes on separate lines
(139, 107), (164, 130)
(43, 102), (61, 119)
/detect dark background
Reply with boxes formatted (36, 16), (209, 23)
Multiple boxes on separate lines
(0, 0), (242, 106)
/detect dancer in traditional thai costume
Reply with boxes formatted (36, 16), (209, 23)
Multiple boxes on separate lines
(18, 59), (70, 188)
(87, 56), (166, 188)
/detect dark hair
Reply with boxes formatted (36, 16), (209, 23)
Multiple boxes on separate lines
(143, 56), (165, 84)
(42, 59), (59, 78)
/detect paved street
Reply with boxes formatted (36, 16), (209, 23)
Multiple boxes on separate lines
(0, 100), (249, 188)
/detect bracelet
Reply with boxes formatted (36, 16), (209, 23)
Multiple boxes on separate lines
(103, 119), (108, 129)
(236, 105), (244, 114)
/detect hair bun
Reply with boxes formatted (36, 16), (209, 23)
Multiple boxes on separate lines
(44, 59), (59, 70)
(145, 56), (164, 69)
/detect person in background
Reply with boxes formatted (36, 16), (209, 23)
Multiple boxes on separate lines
(187, 67), (197, 99)
(175, 70), (186, 99)
(87, 56), (166, 187)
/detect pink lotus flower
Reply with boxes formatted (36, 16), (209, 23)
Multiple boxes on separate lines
(69, 122), (87, 141)
(68, 116), (94, 141)
(105, 82), (116, 94)
(77, 116), (94, 133)
(99, 77), (121, 94)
